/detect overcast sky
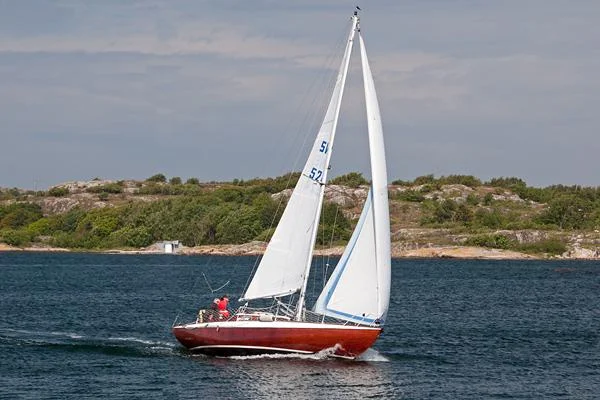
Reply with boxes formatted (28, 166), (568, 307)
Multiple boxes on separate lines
(1, 0), (599, 189)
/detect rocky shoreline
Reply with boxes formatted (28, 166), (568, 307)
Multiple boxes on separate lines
(2, 241), (598, 260)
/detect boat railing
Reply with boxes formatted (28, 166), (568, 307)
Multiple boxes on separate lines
(231, 305), (375, 327)
(303, 309), (381, 327)
(189, 304), (379, 327)
(195, 309), (224, 323)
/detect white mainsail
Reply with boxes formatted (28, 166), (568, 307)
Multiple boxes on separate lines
(313, 30), (391, 324)
(242, 17), (358, 301)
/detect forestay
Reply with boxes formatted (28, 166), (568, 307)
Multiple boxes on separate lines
(241, 17), (359, 301)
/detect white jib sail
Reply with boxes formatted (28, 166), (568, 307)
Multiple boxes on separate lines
(242, 17), (358, 301)
(314, 31), (391, 324)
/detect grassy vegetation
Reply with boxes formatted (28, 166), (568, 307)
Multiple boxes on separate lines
(1, 173), (599, 255)
(0, 174), (349, 249)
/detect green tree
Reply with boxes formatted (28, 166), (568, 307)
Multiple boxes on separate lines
(252, 193), (282, 230)
(186, 177), (200, 185)
(1, 229), (32, 246)
(108, 226), (153, 248)
(433, 199), (457, 223)
(455, 203), (473, 224)
(25, 218), (54, 237)
(538, 194), (592, 229)
(169, 177), (182, 185)
(0, 203), (43, 229)
(216, 205), (262, 243)
(316, 202), (351, 245)
(414, 174), (435, 185)
(146, 173), (167, 183)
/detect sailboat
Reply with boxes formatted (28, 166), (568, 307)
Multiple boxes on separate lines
(173, 10), (390, 359)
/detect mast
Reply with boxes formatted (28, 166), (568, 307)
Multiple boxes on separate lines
(294, 13), (359, 321)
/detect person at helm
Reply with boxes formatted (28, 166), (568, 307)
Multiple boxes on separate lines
(217, 295), (230, 319)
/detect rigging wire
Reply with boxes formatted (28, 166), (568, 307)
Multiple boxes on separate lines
(325, 201), (341, 287)
(174, 254), (214, 324)
(202, 272), (230, 294)
(241, 19), (353, 298)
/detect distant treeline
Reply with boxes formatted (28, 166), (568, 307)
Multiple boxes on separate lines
(0, 173), (349, 249)
(393, 174), (600, 204)
(1, 173), (599, 251)
(392, 174), (600, 231)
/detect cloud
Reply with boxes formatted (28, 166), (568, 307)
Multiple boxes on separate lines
(1, 1), (600, 188)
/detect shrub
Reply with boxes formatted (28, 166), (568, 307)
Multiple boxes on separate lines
(239, 172), (301, 193)
(329, 172), (369, 188)
(391, 178), (412, 186)
(433, 199), (458, 223)
(1, 229), (32, 246)
(395, 190), (425, 202)
(0, 203), (43, 229)
(414, 174), (435, 185)
(465, 234), (514, 249)
(25, 218), (54, 236)
(316, 202), (351, 245)
(255, 227), (276, 242)
(474, 208), (504, 228)
(48, 187), (69, 197)
(108, 226), (153, 248)
(455, 204), (473, 224)
(485, 177), (527, 189)
(537, 194), (593, 230)
(216, 205), (262, 244)
(466, 194), (480, 206)
(86, 183), (123, 194)
(482, 193), (494, 206)
(517, 239), (566, 256)
(439, 175), (481, 187)
(138, 183), (204, 195)
(419, 184), (437, 193)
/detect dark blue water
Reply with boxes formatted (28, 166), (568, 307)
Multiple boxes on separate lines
(1, 253), (599, 399)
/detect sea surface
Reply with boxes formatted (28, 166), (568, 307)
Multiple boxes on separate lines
(0, 253), (599, 399)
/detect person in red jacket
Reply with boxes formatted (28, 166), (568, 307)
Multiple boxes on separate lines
(217, 295), (230, 319)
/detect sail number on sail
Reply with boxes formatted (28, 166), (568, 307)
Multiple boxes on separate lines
(307, 140), (329, 183)
(309, 168), (323, 182)
(319, 141), (329, 153)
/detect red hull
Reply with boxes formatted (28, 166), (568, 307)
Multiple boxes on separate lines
(172, 322), (381, 358)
